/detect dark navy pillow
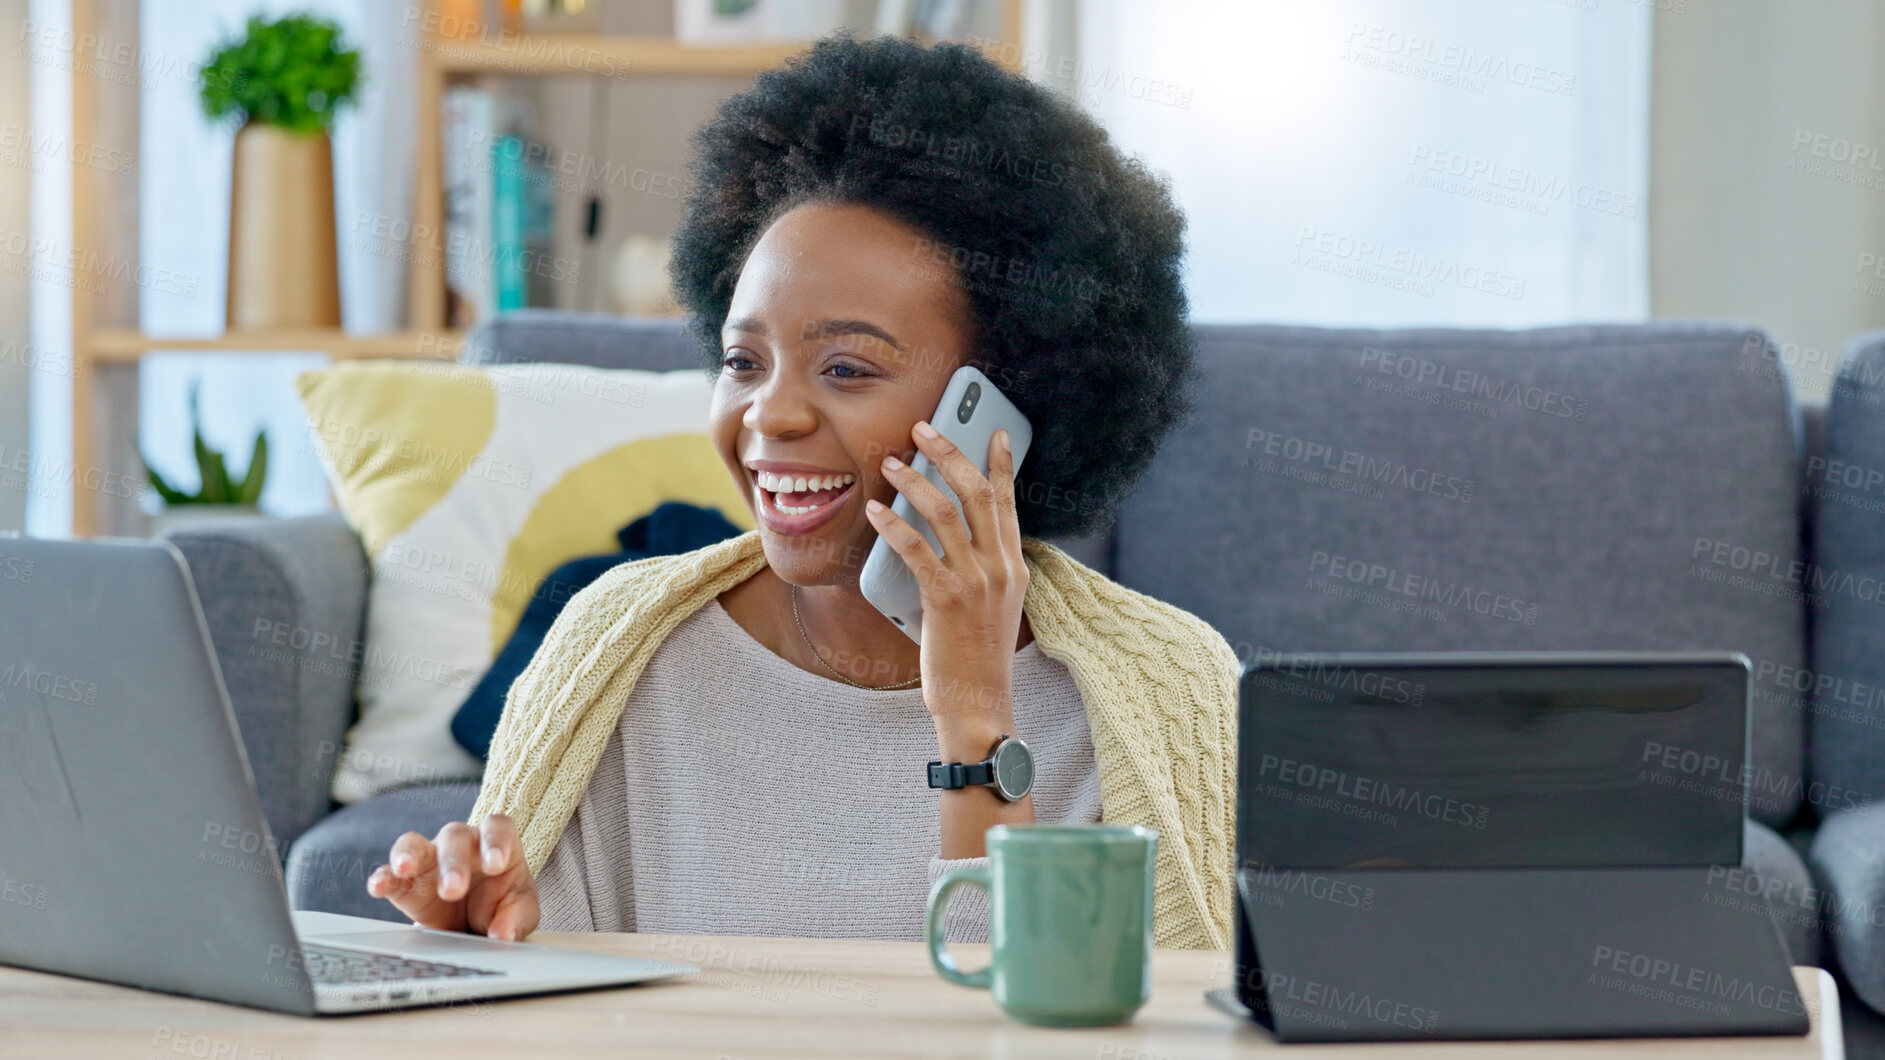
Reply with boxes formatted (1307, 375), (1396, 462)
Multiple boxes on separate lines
(450, 501), (743, 760)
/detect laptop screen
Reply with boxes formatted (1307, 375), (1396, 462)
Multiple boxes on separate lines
(1237, 654), (1749, 869)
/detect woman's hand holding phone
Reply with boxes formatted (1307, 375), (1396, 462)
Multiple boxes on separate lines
(866, 419), (1030, 732)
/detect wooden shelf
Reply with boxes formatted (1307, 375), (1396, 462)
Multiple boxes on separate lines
(431, 34), (807, 76)
(89, 328), (463, 361)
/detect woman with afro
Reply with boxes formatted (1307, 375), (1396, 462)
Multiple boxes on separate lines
(369, 31), (1239, 951)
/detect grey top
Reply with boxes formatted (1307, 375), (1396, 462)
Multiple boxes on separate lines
(535, 596), (1102, 942)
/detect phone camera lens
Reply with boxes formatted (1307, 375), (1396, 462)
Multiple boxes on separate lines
(959, 382), (981, 423)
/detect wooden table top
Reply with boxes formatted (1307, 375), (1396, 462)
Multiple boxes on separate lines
(0, 932), (1843, 1059)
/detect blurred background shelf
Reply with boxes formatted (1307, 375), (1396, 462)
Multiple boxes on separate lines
(69, 0), (1021, 537)
(429, 35), (808, 75)
(89, 329), (464, 361)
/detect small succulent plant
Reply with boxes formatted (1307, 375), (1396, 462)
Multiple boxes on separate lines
(143, 385), (268, 507)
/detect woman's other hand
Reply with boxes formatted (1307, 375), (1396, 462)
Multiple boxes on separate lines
(365, 813), (541, 941)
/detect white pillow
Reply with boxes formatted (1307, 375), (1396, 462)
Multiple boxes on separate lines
(296, 361), (752, 802)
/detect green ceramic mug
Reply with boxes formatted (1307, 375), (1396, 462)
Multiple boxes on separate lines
(925, 823), (1159, 1026)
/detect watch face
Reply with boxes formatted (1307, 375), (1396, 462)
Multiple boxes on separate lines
(993, 738), (1035, 801)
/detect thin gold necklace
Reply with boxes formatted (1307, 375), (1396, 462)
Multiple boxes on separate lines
(790, 584), (922, 690)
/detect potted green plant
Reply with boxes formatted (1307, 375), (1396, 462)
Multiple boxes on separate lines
(199, 12), (360, 329)
(142, 385), (270, 535)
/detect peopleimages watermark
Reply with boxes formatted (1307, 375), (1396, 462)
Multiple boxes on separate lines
(0, 227), (198, 298)
(1850, 252), (1885, 314)
(349, 211), (581, 290)
(1244, 428), (1476, 503)
(150, 1027), (289, 1060)
(1341, 21), (1576, 96)
(397, 7), (634, 78)
(1788, 127), (1885, 191)
(301, 421), (535, 493)
(199, 820), (284, 880)
(1246, 968), (1441, 1033)
(1405, 145), (1637, 220)
(0, 662), (99, 706)
(1689, 537), (1885, 609)
(1588, 944), (1807, 1019)
(910, 236), (1130, 311)
(960, 36), (1194, 109)
(1234, 646), (1426, 706)
(643, 936), (881, 1007)
(850, 114), (1082, 189)
(1806, 455), (1885, 516)
(1706, 864), (1885, 940)
(1240, 861), (1377, 911)
(0, 121), (136, 176)
(1750, 656), (1885, 732)
(1357, 347), (1590, 421)
(1308, 550), (1540, 626)
(1, 873), (49, 912)
(1291, 227), (1526, 301)
(1255, 753), (1491, 829)
(0, 554), (34, 584)
(14, 18), (213, 93)
(1640, 739), (1871, 816)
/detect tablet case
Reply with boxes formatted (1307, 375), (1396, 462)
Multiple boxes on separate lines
(1228, 863), (1811, 1042)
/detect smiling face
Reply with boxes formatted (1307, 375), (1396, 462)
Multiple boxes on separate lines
(710, 200), (974, 587)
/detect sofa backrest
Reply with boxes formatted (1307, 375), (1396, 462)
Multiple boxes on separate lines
(1112, 322), (1809, 826)
(1808, 332), (1885, 815)
(460, 308), (704, 371)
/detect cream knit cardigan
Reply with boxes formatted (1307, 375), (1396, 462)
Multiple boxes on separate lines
(470, 528), (1240, 950)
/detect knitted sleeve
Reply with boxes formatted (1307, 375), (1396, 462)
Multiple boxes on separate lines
(1018, 538), (1241, 951)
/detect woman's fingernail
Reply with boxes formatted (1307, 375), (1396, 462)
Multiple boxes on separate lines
(883, 454), (903, 470)
(867, 499), (885, 513)
(914, 420), (939, 439)
(998, 429), (1010, 452)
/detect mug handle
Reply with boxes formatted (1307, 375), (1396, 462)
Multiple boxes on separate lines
(926, 866), (992, 989)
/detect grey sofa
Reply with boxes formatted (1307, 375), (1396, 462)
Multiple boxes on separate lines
(160, 311), (1885, 1018)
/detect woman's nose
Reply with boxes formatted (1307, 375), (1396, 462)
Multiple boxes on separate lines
(744, 378), (819, 437)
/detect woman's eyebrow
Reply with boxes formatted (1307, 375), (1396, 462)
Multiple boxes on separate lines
(806, 319), (905, 352)
(728, 315), (905, 351)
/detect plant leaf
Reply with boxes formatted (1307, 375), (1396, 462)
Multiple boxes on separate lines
(236, 432), (269, 505)
(188, 384), (231, 503)
(201, 450), (231, 504)
(141, 456), (189, 505)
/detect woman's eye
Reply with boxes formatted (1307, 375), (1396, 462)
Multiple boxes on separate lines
(721, 353), (757, 372)
(828, 361), (871, 379)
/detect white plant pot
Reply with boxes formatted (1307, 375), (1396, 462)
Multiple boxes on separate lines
(150, 504), (264, 538)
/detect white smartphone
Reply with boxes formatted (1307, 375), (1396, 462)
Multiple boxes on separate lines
(860, 365), (1034, 645)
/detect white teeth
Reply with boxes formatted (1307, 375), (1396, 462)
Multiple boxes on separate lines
(754, 470), (856, 493)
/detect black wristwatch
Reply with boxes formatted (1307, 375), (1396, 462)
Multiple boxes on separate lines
(927, 734), (1035, 802)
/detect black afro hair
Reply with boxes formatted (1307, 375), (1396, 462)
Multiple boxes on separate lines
(669, 30), (1197, 539)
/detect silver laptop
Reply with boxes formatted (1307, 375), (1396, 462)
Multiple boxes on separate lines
(0, 534), (695, 1014)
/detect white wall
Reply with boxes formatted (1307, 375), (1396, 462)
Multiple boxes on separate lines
(1074, 0), (1651, 328)
(0, 0), (30, 532)
(1650, 0), (1885, 403)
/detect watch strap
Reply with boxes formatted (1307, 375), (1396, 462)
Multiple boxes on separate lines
(927, 759), (995, 790)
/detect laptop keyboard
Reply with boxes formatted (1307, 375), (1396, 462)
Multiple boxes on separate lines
(301, 943), (503, 985)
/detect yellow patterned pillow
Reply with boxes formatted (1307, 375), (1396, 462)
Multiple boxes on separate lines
(295, 360), (753, 803)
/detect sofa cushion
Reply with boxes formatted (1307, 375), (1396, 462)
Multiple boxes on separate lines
(285, 781), (481, 921)
(296, 361), (753, 803)
(1114, 322), (1806, 824)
